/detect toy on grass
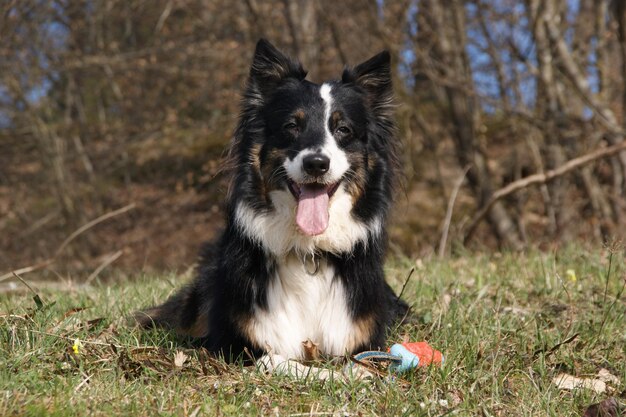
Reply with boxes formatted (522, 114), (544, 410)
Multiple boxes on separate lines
(388, 341), (444, 373)
(350, 341), (444, 375)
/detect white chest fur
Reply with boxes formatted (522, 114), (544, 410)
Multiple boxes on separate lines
(246, 253), (356, 359)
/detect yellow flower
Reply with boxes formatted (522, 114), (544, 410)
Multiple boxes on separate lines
(72, 338), (82, 355)
(566, 269), (577, 282)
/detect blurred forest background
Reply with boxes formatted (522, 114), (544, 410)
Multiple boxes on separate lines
(2, 0), (626, 278)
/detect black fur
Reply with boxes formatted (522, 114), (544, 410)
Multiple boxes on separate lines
(136, 39), (406, 361)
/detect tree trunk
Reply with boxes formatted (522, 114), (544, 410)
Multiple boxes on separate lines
(419, 0), (524, 249)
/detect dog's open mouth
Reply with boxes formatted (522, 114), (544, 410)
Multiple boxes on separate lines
(288, 181), (340, 236)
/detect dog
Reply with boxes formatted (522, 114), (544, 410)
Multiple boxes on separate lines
(136, 39), (406, 363)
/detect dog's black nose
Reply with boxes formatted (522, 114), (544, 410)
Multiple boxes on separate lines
(303, 154), (330, 177)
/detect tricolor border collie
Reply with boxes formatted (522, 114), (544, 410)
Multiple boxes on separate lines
(137, 39), (406, 362)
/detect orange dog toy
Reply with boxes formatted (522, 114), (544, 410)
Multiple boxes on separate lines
(388, 341), (444, 372)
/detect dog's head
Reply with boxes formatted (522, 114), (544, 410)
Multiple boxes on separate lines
(229, 39), (397, 254)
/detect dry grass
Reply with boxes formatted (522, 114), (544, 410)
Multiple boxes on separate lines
(1, 245), (624, 416)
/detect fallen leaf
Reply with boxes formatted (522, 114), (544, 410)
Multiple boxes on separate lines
(448, 391), (463, 407)
(583, 397), (621, 417)
(173, 351), (188, 368)
(553, 373), (606, 394)
(597, 369), (620, 386)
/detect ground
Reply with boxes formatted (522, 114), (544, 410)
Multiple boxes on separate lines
(1, 246), (624, 416)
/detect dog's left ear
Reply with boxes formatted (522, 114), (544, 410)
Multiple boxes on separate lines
(342, 51), (393, 111)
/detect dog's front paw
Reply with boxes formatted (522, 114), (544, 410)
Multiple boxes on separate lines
(257, 353), (338, 381)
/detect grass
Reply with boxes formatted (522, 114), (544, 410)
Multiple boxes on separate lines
(1, 245), (624, 416)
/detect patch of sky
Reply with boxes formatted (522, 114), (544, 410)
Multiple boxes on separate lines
(398, 1), (418, 87)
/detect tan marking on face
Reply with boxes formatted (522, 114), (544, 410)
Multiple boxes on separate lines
(246, 142), (269, 201)
(261, 147), (290, 192)
(249, 142), (263, 171)
(343, 153), (367, 203)
(294, 109), (305, 121)
(345, 179), (364, 203)
(331, 111), (342, 131)
(367, 153), (377, 171)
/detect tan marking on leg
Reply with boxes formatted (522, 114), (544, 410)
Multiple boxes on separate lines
(346, 314), (376, 352)
(185, 310), (210, 338)
(235, 314), (265, 350)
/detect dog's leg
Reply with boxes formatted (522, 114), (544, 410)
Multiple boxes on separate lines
(258, 353), (340, 381)
(133, 283), (211, 338)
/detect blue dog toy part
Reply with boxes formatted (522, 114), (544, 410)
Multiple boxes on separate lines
(388, 343), (421, 373)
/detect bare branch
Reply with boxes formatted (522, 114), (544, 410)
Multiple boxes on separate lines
(464, 141), (626, 244)
(55, 203), (136, 257)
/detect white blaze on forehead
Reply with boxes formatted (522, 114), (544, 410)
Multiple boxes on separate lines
(319, 84), (350, 181)
(320, 83), (333, 112)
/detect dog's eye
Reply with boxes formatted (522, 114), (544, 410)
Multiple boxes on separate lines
(335, 126), (351, 136)
(283, 122), (298, 131)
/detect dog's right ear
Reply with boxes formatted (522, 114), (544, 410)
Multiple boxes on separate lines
(249, 39), (307, 95)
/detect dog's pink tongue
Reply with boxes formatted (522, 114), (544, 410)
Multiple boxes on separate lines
(296, 186), (329, 236)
